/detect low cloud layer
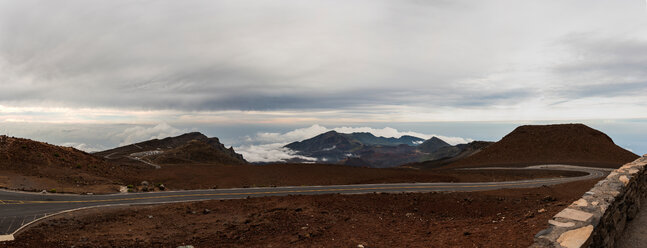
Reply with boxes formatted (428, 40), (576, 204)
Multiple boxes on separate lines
(59, 142), (107, 153)
(234, 143), (317, 163)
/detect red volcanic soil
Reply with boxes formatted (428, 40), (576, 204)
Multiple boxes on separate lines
(4, 178), (600, 248)
(0, 135), (148, 192)
(128, 163), (585, 191)
(447, 124), (638, 169)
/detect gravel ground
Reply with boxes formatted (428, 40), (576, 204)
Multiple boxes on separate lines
(2, 178), (599, 248)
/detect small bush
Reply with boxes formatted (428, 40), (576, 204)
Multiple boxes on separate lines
(127, 189), (134, 193)
(127, 184), (134, 189)
(76, 165), (82, 169)
(49, 189), (57, 193)
(53, 153), (60, 157)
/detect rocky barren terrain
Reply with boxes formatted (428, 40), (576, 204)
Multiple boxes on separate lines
(2, 179), (600, 248)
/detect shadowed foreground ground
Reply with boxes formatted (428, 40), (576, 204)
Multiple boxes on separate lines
(2, 178), (600, 248)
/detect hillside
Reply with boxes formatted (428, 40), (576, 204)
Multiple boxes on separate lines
(284, 131), (363, 161)
(350, 132), (424, 146)
(95, 132), (246, 166)
(0, 135), (144, 192)
(146, 140), (247, 165)
(417, 137), (451, 153)
(447, 124), (638, 168)
(284, 131), (429, 166)
(284, 131), (423, 155)
(353, 144), (422, 168)
(405, 141), (493, 169)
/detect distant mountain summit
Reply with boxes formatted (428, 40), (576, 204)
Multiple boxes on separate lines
(417, 137), (451, 153)
(284, 131), (363, 159)
(285, 131), (424, 154)
(284, 131), (470, 167)
(96, 132), (246, 166)
(447, 124), (638, 168)
(349, 132), (424, 146)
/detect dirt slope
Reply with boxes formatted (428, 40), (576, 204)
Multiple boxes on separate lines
(146, 140), (247, 165)
(0, 135), (146, 192)
(447, 124), (638, 168)
(404, 141), (493, 169)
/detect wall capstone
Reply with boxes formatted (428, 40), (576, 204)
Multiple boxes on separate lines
(530, 155), (647, 248)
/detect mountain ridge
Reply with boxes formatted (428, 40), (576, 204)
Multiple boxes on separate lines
(284, 131), (465, 167)
(95, 132), (246, 166)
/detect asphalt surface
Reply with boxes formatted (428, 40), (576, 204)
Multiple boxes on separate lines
(0, 165), (606, 240)
(616, 196), (647, 248)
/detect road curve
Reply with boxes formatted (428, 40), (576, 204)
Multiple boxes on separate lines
(0, 165), (606, 241)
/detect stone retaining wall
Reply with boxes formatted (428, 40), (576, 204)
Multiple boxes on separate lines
(531, 155), (647, 248)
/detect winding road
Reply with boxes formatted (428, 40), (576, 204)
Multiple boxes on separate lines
(0, 165), (607, 242)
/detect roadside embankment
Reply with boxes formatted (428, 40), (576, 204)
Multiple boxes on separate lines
(531, 155), (647, 248)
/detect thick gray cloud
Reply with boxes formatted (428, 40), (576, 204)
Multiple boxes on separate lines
(552, 35), (647, 99)
(0, 0), (646, 119)
(3, 0), (647, 162)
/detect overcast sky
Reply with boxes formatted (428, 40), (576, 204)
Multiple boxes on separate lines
(1, 0), (646, 159)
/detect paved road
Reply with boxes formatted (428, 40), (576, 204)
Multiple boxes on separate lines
(616, 197), (647, 248)
(0, 165), (606, 241)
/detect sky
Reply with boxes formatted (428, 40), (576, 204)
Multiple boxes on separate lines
(1, 0), (646, 161)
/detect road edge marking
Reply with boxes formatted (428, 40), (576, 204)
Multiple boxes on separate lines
(8, 198), (243, 239)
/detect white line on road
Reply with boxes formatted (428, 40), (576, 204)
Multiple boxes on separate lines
(5, 217), (14, 234)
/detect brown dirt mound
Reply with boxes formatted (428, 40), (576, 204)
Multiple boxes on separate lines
(0, 135), (148, 192)
(448, 124), (638, 169)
